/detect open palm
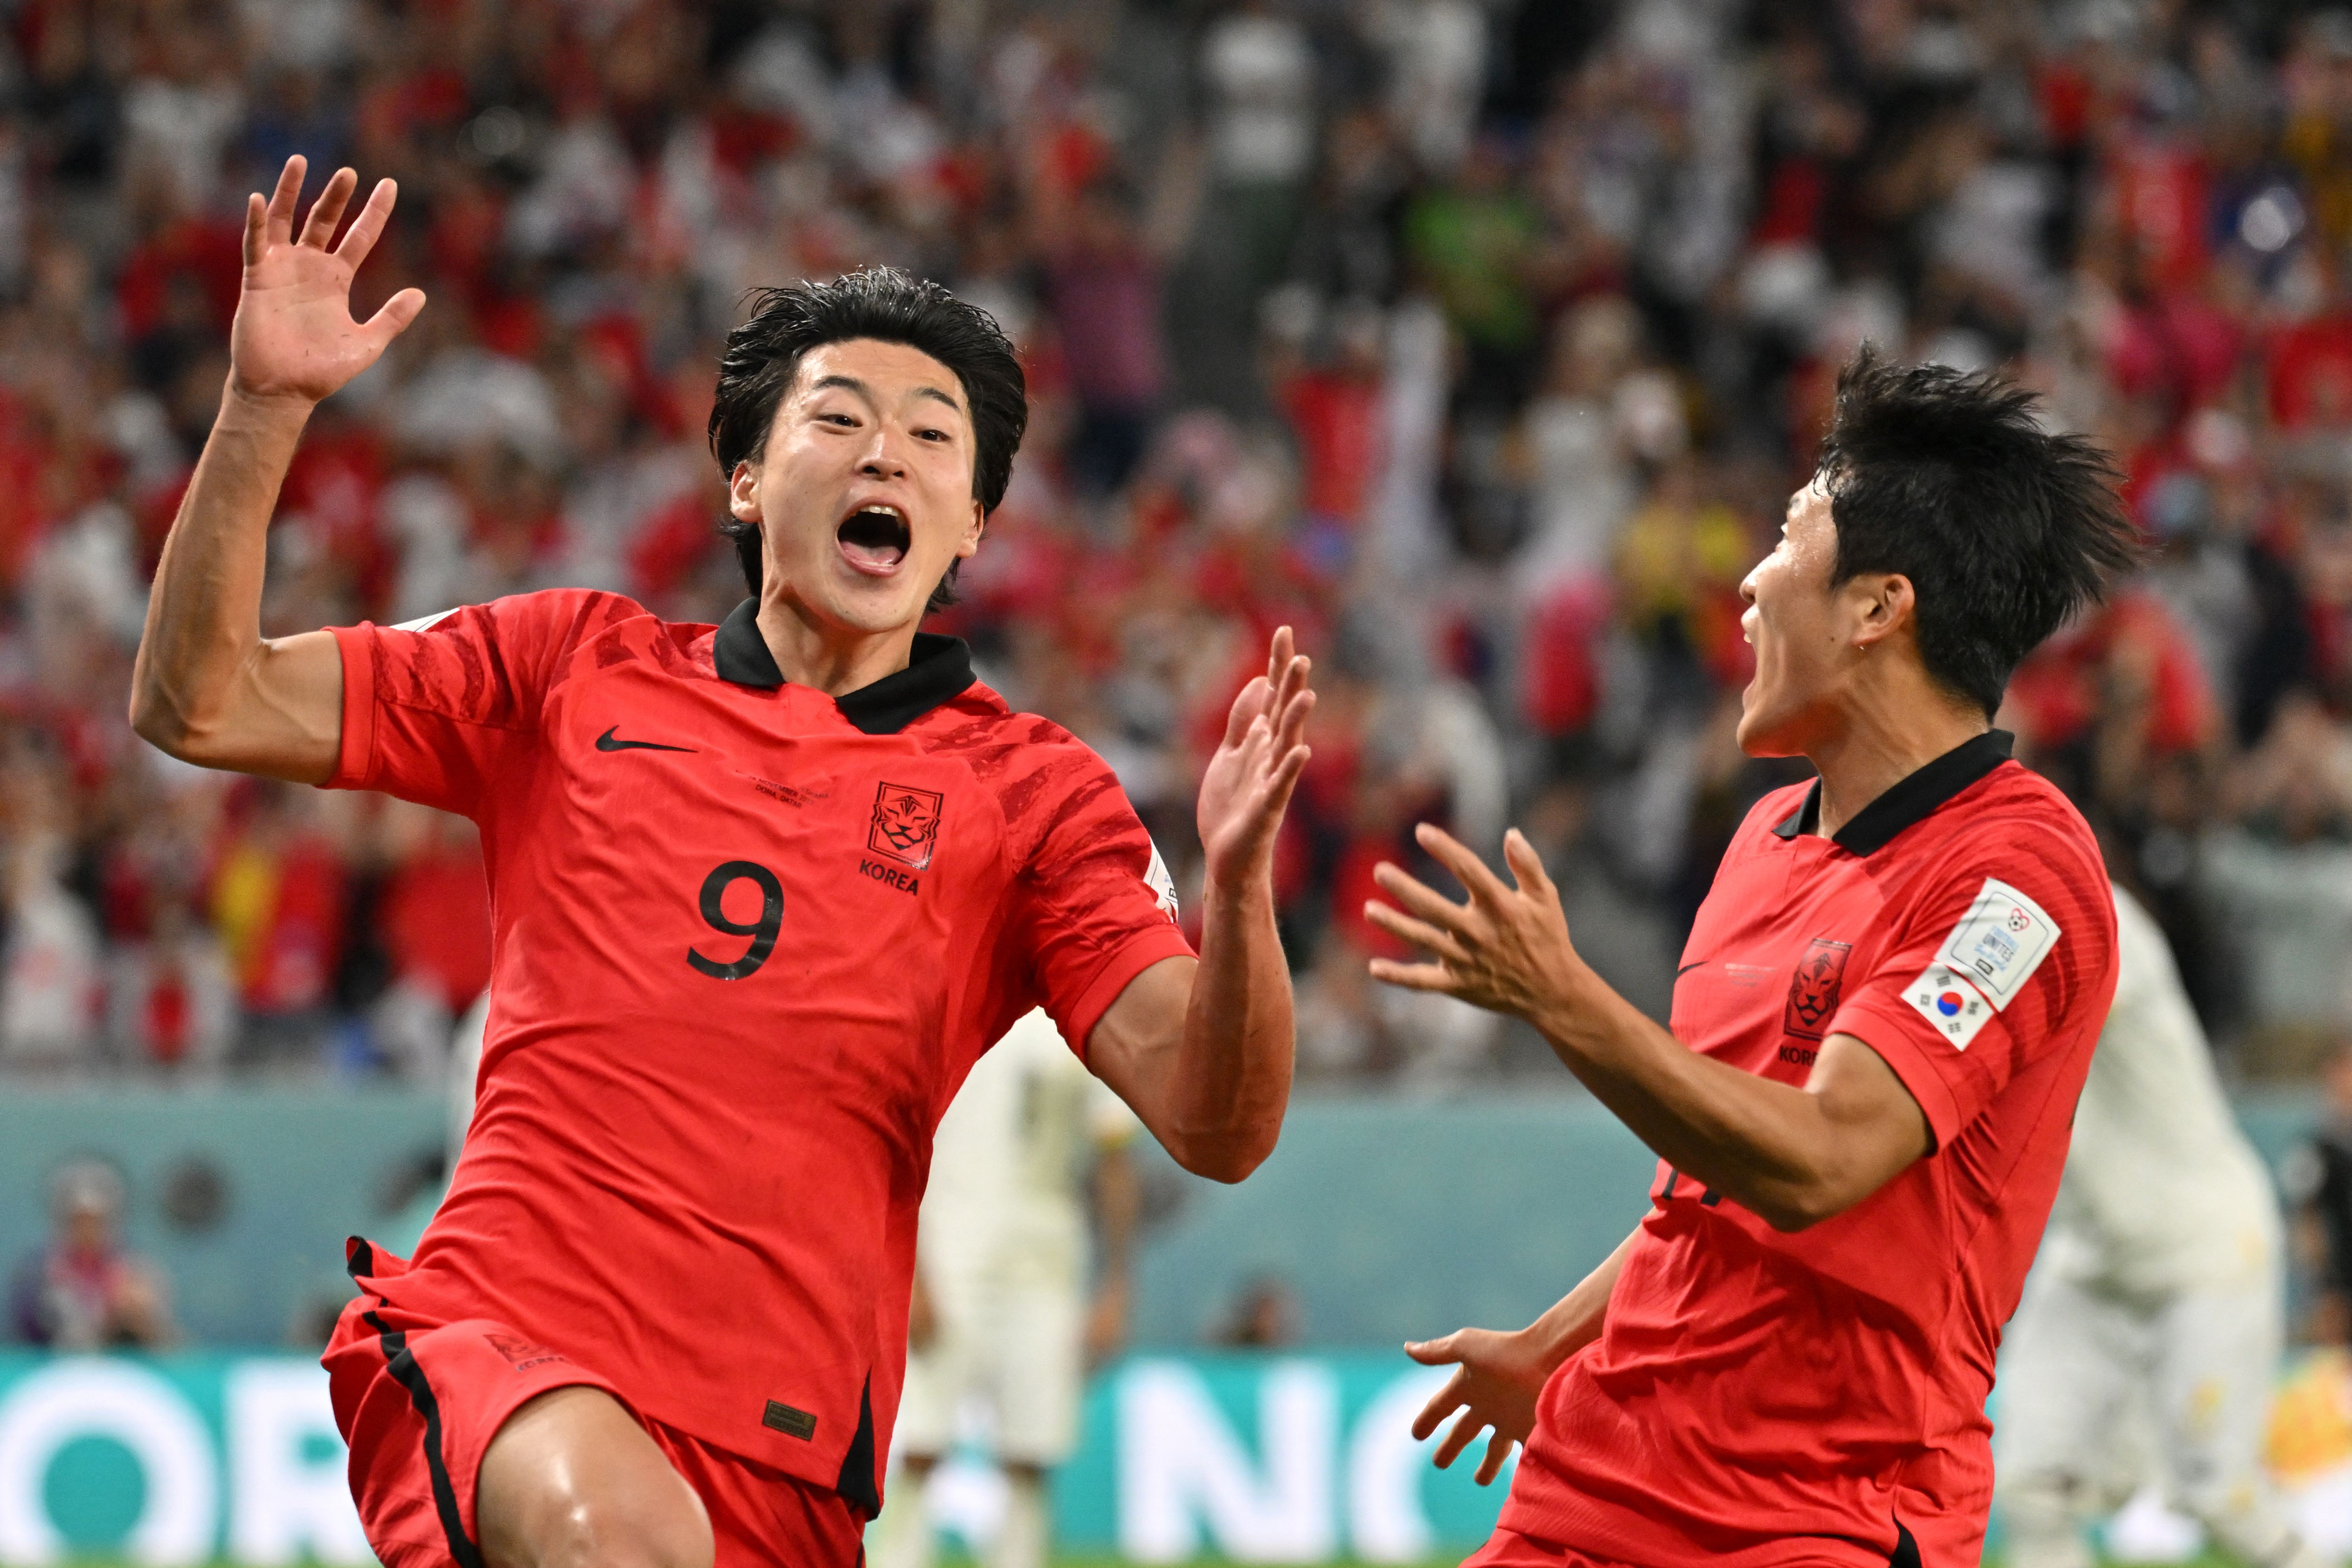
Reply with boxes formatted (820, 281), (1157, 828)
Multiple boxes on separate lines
(1196, 626), (1315, 890)
(231, 156), (425, 406)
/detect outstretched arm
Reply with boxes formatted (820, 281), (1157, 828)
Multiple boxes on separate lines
(128, 156), (425, 781)
(1088, 628), (1315, 1183)
(1367, 825), (1929, 1232)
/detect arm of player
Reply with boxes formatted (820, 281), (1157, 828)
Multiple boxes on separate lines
(1403, 1226), (1638, 1485)
(128, 156), (425, 782)
(1367, 824), (1929, 1232)
(1088, 628), (1314, 1184)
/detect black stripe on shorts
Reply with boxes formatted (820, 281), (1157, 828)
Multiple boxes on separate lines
(363, 1305), (488, 1568)
(1888, 1520), (1921, 1568)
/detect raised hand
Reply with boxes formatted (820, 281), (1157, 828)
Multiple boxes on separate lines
(1404, 1326), (1552, 1485)
(230, 156), (425, 408)
(1365, 823), (1585, 1023)
(1196, 626), (1315, 892)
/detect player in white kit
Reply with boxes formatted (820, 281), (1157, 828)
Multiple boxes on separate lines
(1994, 885), (2323, 1568)
(873, 1007), (1141, 1568)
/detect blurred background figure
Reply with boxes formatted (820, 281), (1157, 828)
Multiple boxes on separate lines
(6, 1159), (173, 1349)
(2286, 1035), (2352, 1343)
(1211, 1276), (1299, 1349)
(873, 1010), (1140, 1568)
(1996, 881), (2319, 1568)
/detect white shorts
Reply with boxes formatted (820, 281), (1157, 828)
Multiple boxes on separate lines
(1995, 1262), (2286, 1550)
(897, 1271), (1086, 1468)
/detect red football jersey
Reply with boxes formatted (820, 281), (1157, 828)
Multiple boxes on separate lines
(1498, 732), (2116, 1568)
(325, 591), (1192, 1510)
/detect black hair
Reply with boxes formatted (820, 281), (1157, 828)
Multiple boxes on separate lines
(1816, 347), (2141, 715)
(708, 267), (1028, 614)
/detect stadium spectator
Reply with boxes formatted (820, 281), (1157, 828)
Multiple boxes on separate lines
(0, 0), (2340, 1095)
(6, 1159), (174, 1349)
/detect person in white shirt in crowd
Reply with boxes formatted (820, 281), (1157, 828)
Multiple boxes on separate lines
(1994, 880), (2322, 1568)
(872, 1008), (1142, 1568)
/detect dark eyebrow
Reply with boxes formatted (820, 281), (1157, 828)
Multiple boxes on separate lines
(808, 374), (965, 419)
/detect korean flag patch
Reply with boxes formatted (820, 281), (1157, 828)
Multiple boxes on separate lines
(1907, 965), (1994, 1049)
(1935, 877), (2061, 1010)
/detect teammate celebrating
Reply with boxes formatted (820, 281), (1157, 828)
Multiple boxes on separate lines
(129, 158), (1312, 1568)
(1371, 352), (2135, 1566)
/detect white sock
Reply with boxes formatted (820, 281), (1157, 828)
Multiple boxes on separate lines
(988, 1470), (1048, 1568)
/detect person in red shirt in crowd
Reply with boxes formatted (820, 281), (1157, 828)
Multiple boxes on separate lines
(1369, 352), (2137, 1567)
(129, 157), (1314, 1568)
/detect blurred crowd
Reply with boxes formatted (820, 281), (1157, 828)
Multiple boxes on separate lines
(0, 0), (2348, 1088)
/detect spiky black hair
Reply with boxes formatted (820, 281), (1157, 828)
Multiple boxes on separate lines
(1817, 348), (2141, 714)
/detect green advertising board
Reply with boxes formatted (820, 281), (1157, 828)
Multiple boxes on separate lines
(0, 1350), (1507, 1564)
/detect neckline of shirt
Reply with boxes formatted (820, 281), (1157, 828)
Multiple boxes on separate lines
(1771, 728), (2017, 856)
(711, 597), (977, 735)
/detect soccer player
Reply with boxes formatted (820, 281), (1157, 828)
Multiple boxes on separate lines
(1995, 881), (2321, 1568)
(872, 1008), (1139, 1568)
(1370, 352), (2135, 1566)
(128, 158), (1312, 1568)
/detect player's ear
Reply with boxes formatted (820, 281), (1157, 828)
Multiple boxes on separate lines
(1848, 572), (1911, 651)
(955, 498), (984, 560)
(728, 460), (762, 523)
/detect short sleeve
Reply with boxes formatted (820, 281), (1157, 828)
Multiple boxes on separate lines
(1828, 828), (2116, 1150)
(1008, 750), (1195, 1058)
(327, 590), (634, 817)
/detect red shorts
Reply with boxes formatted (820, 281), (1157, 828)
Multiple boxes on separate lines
(326, 1239), (863, 1568)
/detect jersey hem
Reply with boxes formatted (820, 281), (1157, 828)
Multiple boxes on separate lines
(329, 623), (378, 790)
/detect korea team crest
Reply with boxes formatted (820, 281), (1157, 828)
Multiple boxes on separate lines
(869, 782), (945, 871)
(1783, 937), (1852, 1040)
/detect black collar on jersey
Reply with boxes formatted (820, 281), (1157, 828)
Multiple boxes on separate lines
(712, 598), (976, 734)
(1771, 728), (2016, 856)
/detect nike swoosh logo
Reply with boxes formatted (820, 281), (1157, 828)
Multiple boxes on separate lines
(1676, 960), (1707, 978)
(595, 726), (696, 754)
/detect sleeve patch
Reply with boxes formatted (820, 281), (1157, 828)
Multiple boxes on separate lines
(1905, 965), (1996, 1049)
(1936, 877), (2061, 1010)
(1144, 837), (1179, 925)
(393, 607), (460, 633)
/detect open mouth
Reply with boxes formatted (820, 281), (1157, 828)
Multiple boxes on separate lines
(837, 504), (912, 575)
